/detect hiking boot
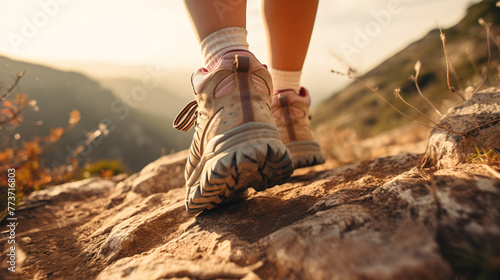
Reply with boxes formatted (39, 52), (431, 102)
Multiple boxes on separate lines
(173, 50), (294, 215)
(271, 87), (325, 168)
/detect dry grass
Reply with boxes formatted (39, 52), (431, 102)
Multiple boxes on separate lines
(328, 18), (499, 167)
(317, 123), (430, 167)
(317, 125), (362, 166)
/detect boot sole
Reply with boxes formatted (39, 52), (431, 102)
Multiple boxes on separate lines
(286, 141), (325, 169)
(185, 122), (294, 215)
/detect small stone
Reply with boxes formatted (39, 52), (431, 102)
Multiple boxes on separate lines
(21, 237), (32, 244)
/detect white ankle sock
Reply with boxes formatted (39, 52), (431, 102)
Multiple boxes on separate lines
(201, 27), (249, 71)
(270, 68), (302, 93)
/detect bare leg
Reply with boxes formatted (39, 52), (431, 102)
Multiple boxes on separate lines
(180, 0), (296, 214)
(263, 0), (324, 168)
(184, 0), (247, 43)
(262, 0), (319, 71)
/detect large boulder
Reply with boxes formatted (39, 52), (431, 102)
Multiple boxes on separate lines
(423, 87), (500, 169)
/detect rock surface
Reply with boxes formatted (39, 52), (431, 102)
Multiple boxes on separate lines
(424, 87), (500, 169)
(1, 90), (500, 280)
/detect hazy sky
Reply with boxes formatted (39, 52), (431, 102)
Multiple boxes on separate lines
(0, 0), (481, 103)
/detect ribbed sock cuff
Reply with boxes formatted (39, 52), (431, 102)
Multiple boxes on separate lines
(270, 68), (302, 93)
(201, 27), (249, 71)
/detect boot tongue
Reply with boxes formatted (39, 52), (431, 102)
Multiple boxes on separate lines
(274, 89), (298, 95)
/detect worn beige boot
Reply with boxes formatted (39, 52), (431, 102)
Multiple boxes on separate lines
(271, 87), (325, 168)
(174, 50), (293, 215)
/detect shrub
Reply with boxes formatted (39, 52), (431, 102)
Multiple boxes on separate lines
(80, 159), (130, 179)
(0, 72), (108, 222)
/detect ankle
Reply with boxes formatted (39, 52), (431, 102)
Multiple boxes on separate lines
(201, 27), (249, 71)
(270, 68), (302, 93)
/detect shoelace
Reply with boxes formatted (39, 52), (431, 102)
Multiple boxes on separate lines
(173, 100), (198, 131)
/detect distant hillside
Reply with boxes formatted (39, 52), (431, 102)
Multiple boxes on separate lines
(313, 0), (500, 138)
(0, 56), (192, 171)
(99, 75), (192, 120)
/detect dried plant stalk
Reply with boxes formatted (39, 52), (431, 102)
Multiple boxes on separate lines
(0, 71), (24, 101)
(439, 28), (466, 101)
(411, 60), (443, 116)
(332, 69), (447, 131)
(472, 18), (492, 95)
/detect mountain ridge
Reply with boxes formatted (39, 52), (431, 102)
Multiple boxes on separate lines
(313, 0), (499, 139)
(0, 55), (191, 171)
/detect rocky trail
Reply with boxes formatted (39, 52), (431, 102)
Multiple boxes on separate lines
(1, 88), (499, 280)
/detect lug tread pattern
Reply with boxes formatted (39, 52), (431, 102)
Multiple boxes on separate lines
(186, 142), (293, 215)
